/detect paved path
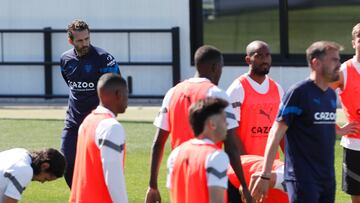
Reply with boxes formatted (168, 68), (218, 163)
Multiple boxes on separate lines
(0, 107), (347, 124)
(0, 106), (158, 122)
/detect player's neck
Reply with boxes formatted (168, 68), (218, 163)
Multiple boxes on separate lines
(99, 103), (118, 117)
(194, 72), (212, 81)
(310, 72), (329, 91)
(197, 132), (218, 143)
(355, 53), (360, 63)
(248, 72), (266, 84)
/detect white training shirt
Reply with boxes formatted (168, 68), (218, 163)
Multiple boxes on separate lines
(92, 106), (128, 203)
(154, 77), (238, 131)
(166, 138), (229, 189)
(0, 148), (33, 201)
(339, 57), (360, 151)
(226, 74), (284, 121)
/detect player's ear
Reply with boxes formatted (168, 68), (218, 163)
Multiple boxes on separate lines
(245, 55), (251, 65)
(68, 38), (74, 46)
(208, 118), (216, 130)
(310, 57), (320, 70)
(352, 39), (356, 49)
(40, 162), (50, 171)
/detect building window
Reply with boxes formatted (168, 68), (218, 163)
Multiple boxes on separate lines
(288, 3), (360, 54)
(191, 0), (360, 66)
(203, 0), (280, 54)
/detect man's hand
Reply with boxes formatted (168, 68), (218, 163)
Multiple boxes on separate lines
(337, 121), (360, 136)
(250, 175), (270, 203)
(241, 186), (253, 203)
(145, 187), (161, 203)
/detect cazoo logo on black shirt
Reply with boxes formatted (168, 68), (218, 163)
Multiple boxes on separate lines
(313, 112), (336, 124)
(68, 80), (95, 91)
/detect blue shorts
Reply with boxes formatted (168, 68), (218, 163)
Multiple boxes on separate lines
(285, 180), (335, 203)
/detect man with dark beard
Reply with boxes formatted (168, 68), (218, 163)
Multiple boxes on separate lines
(60, 19), (121, 188)
(226, 41), (283, 201)
(227, 40), (283, 157)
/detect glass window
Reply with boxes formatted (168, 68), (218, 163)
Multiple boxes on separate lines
(288, 2), (360, 54)
(203, 0), (280, 54)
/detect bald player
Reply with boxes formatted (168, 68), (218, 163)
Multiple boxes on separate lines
(227, 40), (283, 157)
(226, 41), (283, 201)
(70, 73), (128, 203)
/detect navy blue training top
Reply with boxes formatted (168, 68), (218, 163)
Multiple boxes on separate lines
(60, 45), (120, 128)
(277, 78), (337, 183)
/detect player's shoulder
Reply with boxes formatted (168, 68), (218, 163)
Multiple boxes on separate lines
(96, 118), (125, 142)
(282, 79), (309, 100)
(268, 76), (281, 87)
(7, 151), (33, 180)
(206, 150), (229, 168)
(288, 79), (311, 93)
(92, 46), (117, 66)
(98, 117), (123, 131)
(92, 45), (108, 55)
(92, 46), (113, 58)
(226, 78), (243, 92)
(60, 48), (75, 60)
(207, 86), (233, 103)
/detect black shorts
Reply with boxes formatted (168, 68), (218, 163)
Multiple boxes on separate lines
(342, 147), (360, 195)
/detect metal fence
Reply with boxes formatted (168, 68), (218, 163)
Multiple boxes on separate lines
(0, 27), (180, 99)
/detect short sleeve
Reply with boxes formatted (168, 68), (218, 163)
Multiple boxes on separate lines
(205, 150), (229, 189)
(166, 146), (181, 189)
(208, 86), (239, 129)
(101, 53), (120, 74)
(276, 87), (303, 127)
(226, 79), (245, 121)
(4, 166), (32, 200)
(153, 87), (175, 131)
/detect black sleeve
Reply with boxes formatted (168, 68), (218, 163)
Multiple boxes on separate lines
(276, 87), (303, 127)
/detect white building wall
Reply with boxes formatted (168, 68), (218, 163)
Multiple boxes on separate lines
(219, 66), (310, 92)
(0, 0), (309, 96)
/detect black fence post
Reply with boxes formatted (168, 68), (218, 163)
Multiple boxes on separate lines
(127, 76), (133, 94)
(279, 0), (289, 58)
(171, 27), (180, 86)
(44, 27), (53, 99)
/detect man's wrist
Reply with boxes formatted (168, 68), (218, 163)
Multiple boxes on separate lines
(260, 172), (271, 180)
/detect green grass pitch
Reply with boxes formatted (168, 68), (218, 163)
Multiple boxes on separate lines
(0, 116), (350, 202)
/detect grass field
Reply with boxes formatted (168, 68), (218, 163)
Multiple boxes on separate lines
(0, 108), (351, 202)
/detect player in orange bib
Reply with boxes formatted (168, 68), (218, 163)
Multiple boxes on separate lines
(146, 45), (251, 203)
(331, 23), (360, 203)
(227, 155), (288, 203)
(70, 73), (128, 203)
(226, 41), (283, 201)
(227, 40), (283, 157)
(167, 98), (230, 203)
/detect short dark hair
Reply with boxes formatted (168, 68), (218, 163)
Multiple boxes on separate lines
(189, 97), (228, 136)
(194, 45), (222, 67)
(97, 73), (127, 94)
(67, 19), (89, 40)
(306, 41), (343, 66)
(30, 148), (66, 177)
